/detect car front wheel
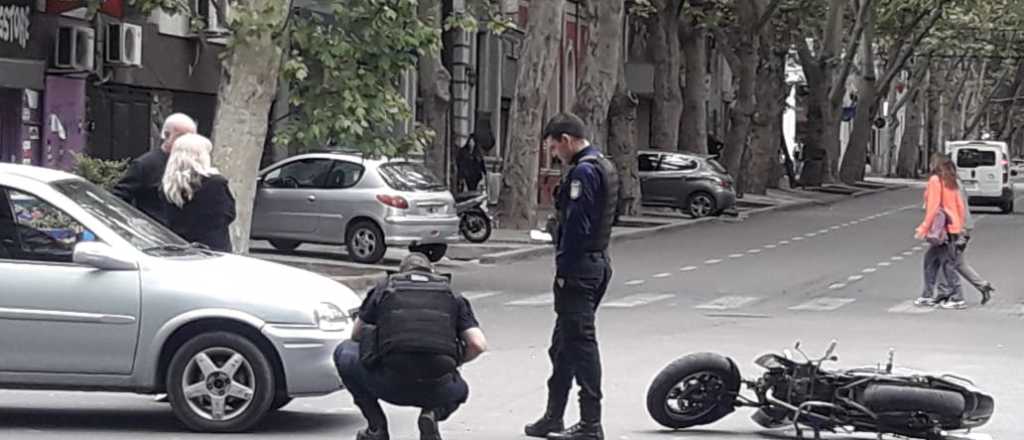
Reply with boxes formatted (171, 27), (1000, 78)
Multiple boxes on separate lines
(686, 192), (717, 218)
(167, 332), (276, 433)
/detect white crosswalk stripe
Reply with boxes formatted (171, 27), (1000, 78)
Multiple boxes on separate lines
(695, 296), (761, 310)
(888, 300), (936, 314)
(604, 293), (675, 308)
(505, 294), (553, 307)
(789, 297), (856, 311)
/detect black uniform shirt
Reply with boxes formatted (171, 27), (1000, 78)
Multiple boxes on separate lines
(556, 146), (606, 273)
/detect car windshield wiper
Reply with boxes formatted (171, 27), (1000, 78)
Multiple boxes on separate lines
(141, 244), (199, 254)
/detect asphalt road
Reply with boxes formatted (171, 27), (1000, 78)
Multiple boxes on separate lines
(1, 184), (1020, 439)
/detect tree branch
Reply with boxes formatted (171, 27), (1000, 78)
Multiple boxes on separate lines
(877, 1), (948, 93)
(829, 0), (873, 107)
(753, 0), (784, 33)
(712, 27), (742, 71)
(965, 63), (1015, 137)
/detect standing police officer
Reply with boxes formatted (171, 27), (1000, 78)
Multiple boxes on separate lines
(525, 113), (619, 440)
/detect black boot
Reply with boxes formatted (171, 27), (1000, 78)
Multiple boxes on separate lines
(356, 427), (389, 440)
(418, 409), (443, 440)
(525, 413), (564, 438)
(354, 399), (389, 440)
(546, 421), (603, 440)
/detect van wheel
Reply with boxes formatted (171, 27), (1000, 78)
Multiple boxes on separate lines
(167, 332), (275, 432)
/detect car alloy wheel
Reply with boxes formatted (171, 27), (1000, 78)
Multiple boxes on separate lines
(352, 229), (378, 259)
(688, 193), (715, 218)
(182, 347), (256, 422)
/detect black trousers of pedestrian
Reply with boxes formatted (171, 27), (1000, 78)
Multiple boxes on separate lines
(545, 252), (612, 424)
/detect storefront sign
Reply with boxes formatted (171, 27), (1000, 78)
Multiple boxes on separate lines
(46, 0), (123, 18)
(0, 0), (31, 50)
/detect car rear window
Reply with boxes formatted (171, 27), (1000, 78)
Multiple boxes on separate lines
(956, 149), (997, 168)
(378, 162), (447, 191)
(705, 158), (728, 174)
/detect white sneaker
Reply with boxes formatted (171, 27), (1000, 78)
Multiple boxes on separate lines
(939, 300), (967, 310)
(914, 297), (937, 307)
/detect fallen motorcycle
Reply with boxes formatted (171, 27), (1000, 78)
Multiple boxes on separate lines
(455, 192), (492, 243)
(646, 340), (994, 440)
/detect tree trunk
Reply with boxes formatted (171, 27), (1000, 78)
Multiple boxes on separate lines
(649, 3), (682, 149)
(721, 39), (757, 181)
(838, 1), (876, 184)
(418, 0), (452, 181)
(679, 24), (708, 154)
(748, 48), (787, 194)
(497, 0), (565, 230)
(211, 0), (291, 254)
(571, 0), (624, 149)
(608, 63), (641, 216)
(896, 89), (922, 177)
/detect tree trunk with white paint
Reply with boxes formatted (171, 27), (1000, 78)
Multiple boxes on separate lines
(210, 0), (291, 254)
(608, 61), (641, 217)
(497, 0), (566, 230)
(571, 0), (624, 149)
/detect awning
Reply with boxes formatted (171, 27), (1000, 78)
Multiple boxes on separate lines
(0, 57), (45, 90)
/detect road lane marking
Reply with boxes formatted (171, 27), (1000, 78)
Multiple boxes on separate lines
(790, 297), (856, 311)
(778, 240), (790, 245)
(652, 273), (672, 279)
(902, 251), (914, 256)
(705, 259), (723, 265)
(888, 300), (936, 314)
(695, 296), (761, 310)
(830, 226), (841, 230)
(604, 293), (675, 308)
(828, 283), (847, 290)
(793, 237), (805, 241)
(805, 232), (818, 237)
(862, 268), (877, 273)
(818, 229), (830, 234)
(878, 261), (892, 267)
(891, 256), (904, 261)
(748, 249), (762, 254)
(730, 253), (745, 259)
(912, 245), (924, 251)
(625, 279), (646, 286)
(680, 266), (698, 272)
(764, 244), (777, 249)
(463, 291), (502, 301)
(847, 275), (864, 282)
(505, 294), (553, 307)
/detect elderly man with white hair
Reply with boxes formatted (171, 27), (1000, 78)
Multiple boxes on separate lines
(112, 113), (198, 224)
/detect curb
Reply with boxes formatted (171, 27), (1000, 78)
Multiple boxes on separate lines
(478, 184), (908, 265)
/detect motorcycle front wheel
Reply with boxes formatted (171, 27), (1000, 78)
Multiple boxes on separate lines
(646, 353), (742, 429)
(460, 211), (492, 243)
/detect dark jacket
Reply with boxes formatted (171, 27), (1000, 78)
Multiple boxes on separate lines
(163, 175), (237, 252)
(112, 149), (171, 225)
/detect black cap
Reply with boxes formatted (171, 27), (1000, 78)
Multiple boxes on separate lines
(400, 252), (434, 273)
(542, 112), (588, 141)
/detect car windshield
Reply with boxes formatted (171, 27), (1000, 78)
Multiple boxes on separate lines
(51, 179), (192, 253)
(378, 162), (447, 191)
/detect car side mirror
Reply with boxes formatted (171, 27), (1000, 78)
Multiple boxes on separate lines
(73, 242), (138, 271)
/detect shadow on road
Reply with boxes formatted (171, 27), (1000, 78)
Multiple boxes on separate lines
(0, 406), (360, 434)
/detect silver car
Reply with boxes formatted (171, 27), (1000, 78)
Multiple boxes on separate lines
(0, 163), (359, 432)
(251, 153), (460, 264)
(638, 150), (737, 218)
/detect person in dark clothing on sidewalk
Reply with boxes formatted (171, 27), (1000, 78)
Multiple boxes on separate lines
(526, 113), (619, 440)
(112, 113), (197, 225)
(334, 253), (488, 440)
(160, 133), (236, 252)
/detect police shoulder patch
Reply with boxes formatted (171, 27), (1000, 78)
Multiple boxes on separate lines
(570, 180), (582, 200)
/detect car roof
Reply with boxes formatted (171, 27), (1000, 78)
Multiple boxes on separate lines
(0, 163), (81, 184)
(270, 152), (424, 169)
(638, 150), (714, 159)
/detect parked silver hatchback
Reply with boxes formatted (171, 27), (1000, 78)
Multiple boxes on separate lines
(251, 153), (460, 264)
(0, 163), (359, 432)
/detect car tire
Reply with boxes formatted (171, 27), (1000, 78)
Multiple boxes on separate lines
(268, 240), (301, 252)
(686, 192), (717, 219)
(411, 243), (448, 262)
(167, 331), (276, 433)
(1001, 200), (1014, 214)
(346, 220), (387, 264)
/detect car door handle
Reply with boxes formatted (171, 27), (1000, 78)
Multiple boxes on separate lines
(307, 195), (317, 202)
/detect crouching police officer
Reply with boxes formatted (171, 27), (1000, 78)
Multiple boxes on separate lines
(526, 113), (619, 440)
(334, 253), (488, 440)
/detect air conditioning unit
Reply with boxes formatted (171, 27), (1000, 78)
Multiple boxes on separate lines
(54, 25), (95, 71)
(106, 23), (143, 66)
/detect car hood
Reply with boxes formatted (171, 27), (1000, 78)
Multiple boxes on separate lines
(140, 252), (362, 325)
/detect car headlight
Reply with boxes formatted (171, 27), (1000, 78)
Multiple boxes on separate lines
(314, 302), (350, 332)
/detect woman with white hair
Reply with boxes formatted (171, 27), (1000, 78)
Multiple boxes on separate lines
(161, 133), (236, 252)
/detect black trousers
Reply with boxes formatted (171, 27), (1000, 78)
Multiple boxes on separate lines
(546, 252), (612, 424)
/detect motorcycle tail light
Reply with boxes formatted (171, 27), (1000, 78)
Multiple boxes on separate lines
(377, 194), (409, 209)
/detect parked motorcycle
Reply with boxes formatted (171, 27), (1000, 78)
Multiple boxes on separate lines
(455, 192), (492, 243)
(646, 340), (994, 440)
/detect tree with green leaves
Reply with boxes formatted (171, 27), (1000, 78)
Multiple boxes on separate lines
(125, 0), (438, 253)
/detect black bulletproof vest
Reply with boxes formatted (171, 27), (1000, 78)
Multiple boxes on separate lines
(376, 272), (461, 381)
(557, 152), (620, 252)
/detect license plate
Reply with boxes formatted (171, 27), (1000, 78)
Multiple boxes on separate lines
(963, 181), (978, 190)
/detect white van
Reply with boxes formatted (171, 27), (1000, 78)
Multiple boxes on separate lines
(946, 141), (1015, 213)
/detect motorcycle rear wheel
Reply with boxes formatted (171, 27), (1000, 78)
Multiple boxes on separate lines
(459, 211), (492, 243)
(646, 353), (741, 429)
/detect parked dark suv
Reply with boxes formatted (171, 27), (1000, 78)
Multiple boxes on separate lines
(638, 150), (737, 218)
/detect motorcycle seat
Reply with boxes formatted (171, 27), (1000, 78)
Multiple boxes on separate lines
(454, 192), (484, 203)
